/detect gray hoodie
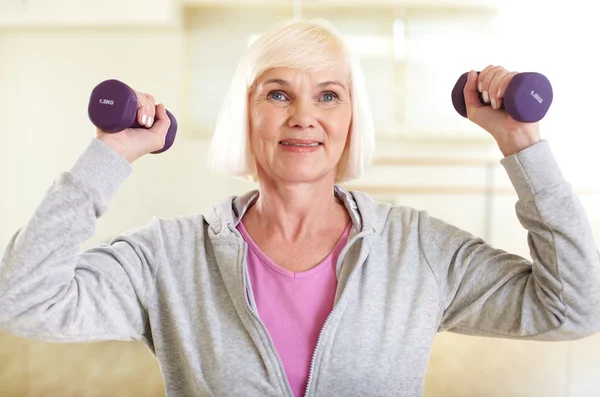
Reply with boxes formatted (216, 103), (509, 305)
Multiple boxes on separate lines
(1, 137), (600, 397)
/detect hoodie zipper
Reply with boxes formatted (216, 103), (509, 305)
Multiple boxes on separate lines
(302, 227), (374, 397)
(232, 224), (375, 397)
(239, 239), (295, 397)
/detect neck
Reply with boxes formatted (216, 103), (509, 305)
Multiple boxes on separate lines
(250, 175), (347, 242)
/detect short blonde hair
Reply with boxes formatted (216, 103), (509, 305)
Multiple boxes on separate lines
(206, 18), (375, 183)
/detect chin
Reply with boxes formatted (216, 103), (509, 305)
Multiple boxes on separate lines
(276, 167), (335, 185)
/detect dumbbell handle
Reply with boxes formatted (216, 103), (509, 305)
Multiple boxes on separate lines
(451, 71), (553, 123)
(88, 79), (177, 154)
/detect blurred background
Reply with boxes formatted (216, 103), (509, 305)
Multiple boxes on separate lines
(1, 0), (599, 396)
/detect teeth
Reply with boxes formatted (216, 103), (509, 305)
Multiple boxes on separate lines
(280, 142), (321, 147)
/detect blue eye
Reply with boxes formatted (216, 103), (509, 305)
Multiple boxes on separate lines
(268, 91), (287, 101)
(321, 92), (338, 102)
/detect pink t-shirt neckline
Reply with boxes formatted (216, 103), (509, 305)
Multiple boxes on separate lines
(237, 221), (352, 279)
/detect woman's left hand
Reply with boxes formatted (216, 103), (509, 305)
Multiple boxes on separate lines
(464, 65), (541, 157)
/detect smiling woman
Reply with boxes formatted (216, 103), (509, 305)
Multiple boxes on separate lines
(1, 15), (600, 397)
(248, 66), (352, 184)
(206, 18), (375, 183)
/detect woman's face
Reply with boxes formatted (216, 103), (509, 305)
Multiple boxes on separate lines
(248, 66), (352, 185)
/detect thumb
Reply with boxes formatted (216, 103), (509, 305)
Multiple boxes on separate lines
(150, 104), (170, 132)
(463, 70), (484, 117)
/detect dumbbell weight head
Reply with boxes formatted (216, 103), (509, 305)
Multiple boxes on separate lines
(451, 71), (553, 123)
(88, 79), (177, 154)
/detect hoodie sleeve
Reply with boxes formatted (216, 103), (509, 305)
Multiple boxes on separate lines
(419, 139), (600, 341)
(0, 138), (163, 344)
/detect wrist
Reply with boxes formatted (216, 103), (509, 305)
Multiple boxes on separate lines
(97, 136), (139, 163)
(495, 127), (541, 157)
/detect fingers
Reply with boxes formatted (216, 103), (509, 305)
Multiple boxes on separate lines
(150, 103), (171, 134)
(477, 65), (496, 93)
(463, 70), (484, 116)
(478, 65), (503, 105)
(493, 71), (518, 110)
(144, 94), (157, 127)
(135, 91), (157, 128)
(485, 67), (507, 109)
(477, 66), (517, 110)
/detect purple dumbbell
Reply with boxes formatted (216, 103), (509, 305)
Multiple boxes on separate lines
(88, 79), (177, 154)
(451, 71), (553, 123)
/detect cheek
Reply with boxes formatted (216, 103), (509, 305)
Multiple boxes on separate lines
(251, 105), (282, 140)
(249, 112), (268, 153)
(327, 109), (352, 142)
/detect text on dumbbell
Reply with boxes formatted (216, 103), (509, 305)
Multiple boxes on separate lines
(98, 99), (115, 105)
(530, 91), (543, 104)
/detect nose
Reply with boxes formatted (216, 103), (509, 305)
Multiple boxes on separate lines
(288, 97), (316, 129)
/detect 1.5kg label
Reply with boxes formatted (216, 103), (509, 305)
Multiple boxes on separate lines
(99, 99), (115, 105)
(530, 91), (543, 104)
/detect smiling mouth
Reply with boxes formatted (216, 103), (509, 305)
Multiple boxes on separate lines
(279, 140), (323, 147)
(279, 142), (322, 147)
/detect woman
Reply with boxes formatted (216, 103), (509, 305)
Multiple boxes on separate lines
(1, 18), (599, 397)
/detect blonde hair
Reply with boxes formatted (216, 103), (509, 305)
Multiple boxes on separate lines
(206, 18), (375, 183)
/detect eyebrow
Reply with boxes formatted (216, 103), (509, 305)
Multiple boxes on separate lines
(261, 78), (347, 91)
(318, 80), (347, 91)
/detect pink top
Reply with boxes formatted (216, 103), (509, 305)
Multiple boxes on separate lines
(236, 221), (352, 397)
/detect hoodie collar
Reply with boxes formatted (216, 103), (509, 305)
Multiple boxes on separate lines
(203, 185), (385, 238)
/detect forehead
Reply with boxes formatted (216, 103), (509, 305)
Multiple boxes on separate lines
(254, 66), (349, 88)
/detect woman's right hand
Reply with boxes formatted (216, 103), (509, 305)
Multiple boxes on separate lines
(95, 90), (171, 163)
